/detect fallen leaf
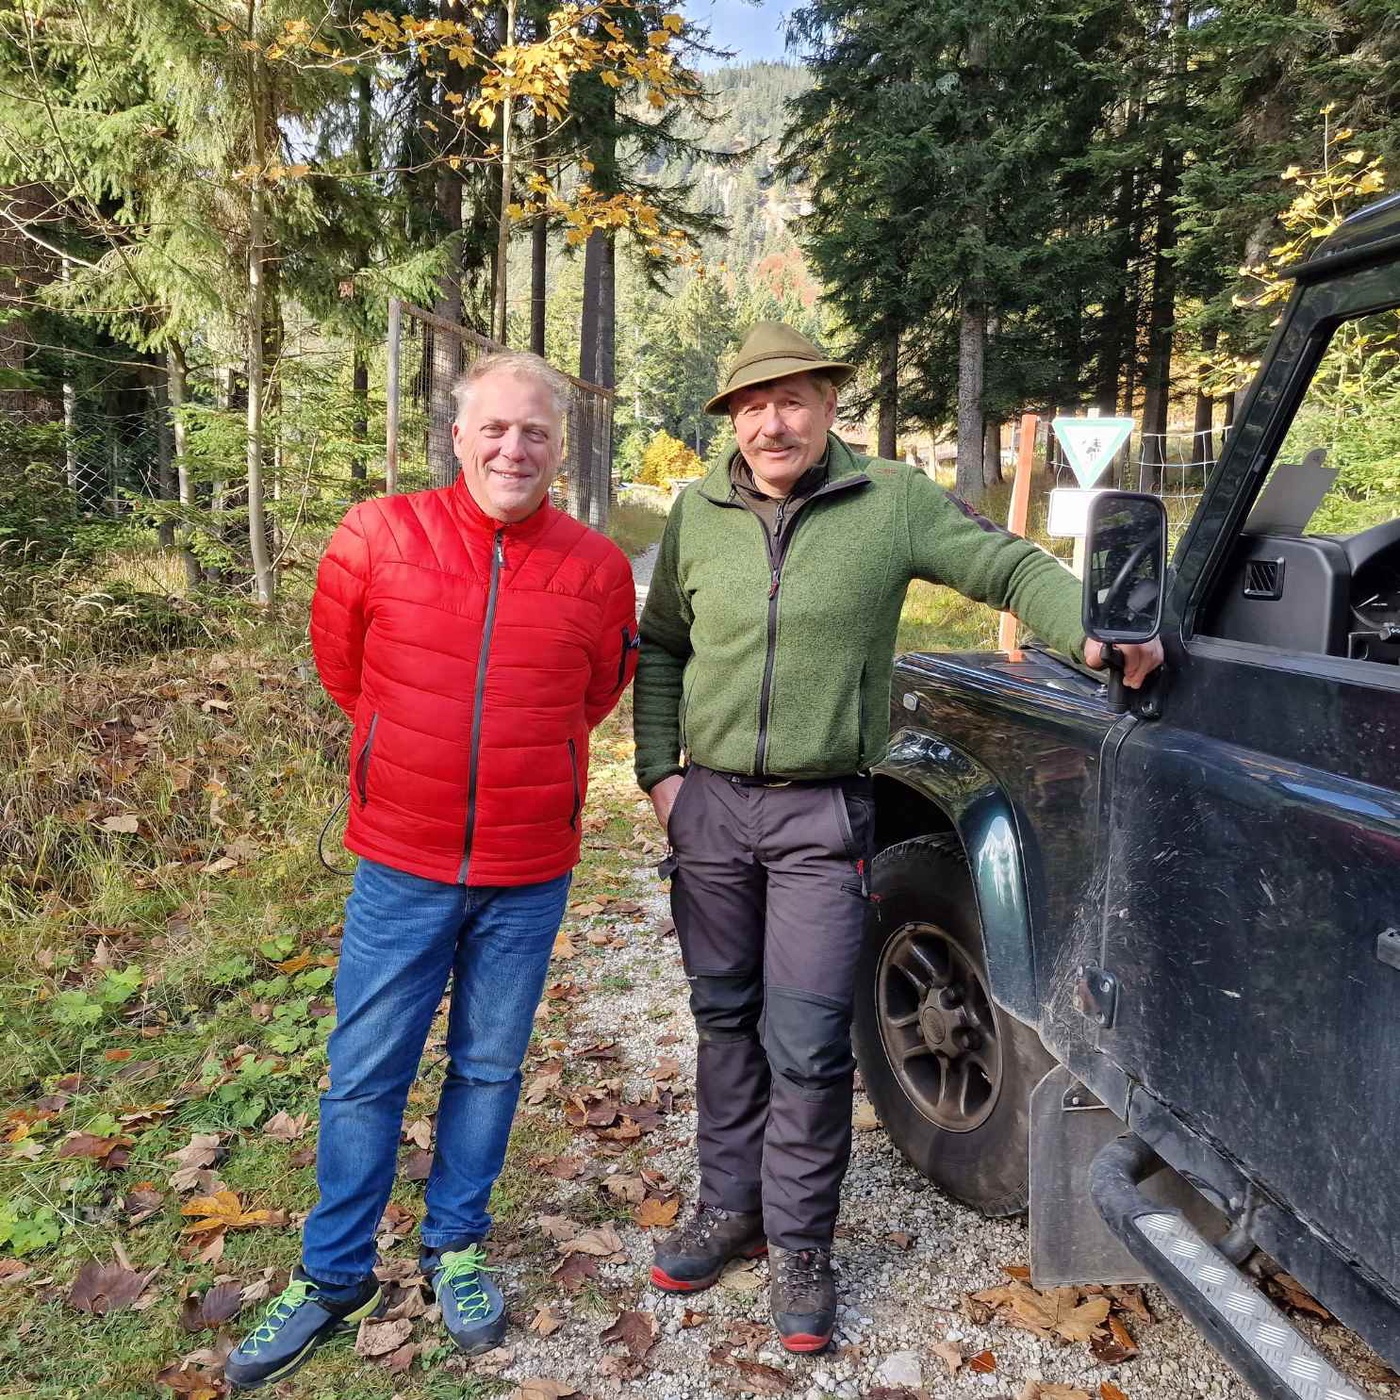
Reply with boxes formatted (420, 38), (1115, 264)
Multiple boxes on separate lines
(402, 1118), (432, 1150)
(1004, 1263), (1032, 1281)
(510, 1380), (579, 1400)
(559, 1223), (624, 1257)
(972, 1280), (1111, 1343)
(969, 1348), (997, 1373)
(1020, 1387), (1093, 1400)
(180, 1280), (247, 1332)
(552, 931), (579, 959)
(1264, 1271), (1334, 1321)
(104, 1049), (133, 1062)
(1090, 1314), (1139, 1364)
(376, 1201), (415, 1238)
(931, 1338), (963, 1374)
(601, 1308), (658, 1360)
(605, 1174), (648, 1204)
(402, 1149), (432, 1182)
(551, 1254), (597, 1293)
(681, 1308), (709, 1328)
(68, 1259), (159, 1315)
(58, 1132), (134, 1170)
(356, 1316), (412, 1357)
(168, 1133), (223, 1173)
(100, 814), (140, 834)
(180, 1191), (287, 1235)
(155, 1361), (224, 1399)
(886, 1231), (914, 1250)
(647, 1056), (681, 1081)
(634, 1195), (680, 1229)
(1107, 1285), (1152, 1325)
(1101, 1385), (1129, 1400)
(730, 1357), (790, 1394)
(717, 1258), (764, 1292)
(529, 1305), (562, 1336)
(261, 1110), (308, 1142)
(852, 1100), (880, 1131)
(537, 1214), (579, 1243)
(0, 1260), (31, 1286)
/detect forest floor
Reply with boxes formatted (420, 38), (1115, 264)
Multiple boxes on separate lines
(0, 534), (1393, 1400)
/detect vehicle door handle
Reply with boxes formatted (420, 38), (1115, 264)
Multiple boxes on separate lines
(1377, 929), (1400, 971)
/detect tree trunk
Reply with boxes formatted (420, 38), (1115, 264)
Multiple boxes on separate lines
(876, 329), (898, 459)
(530, 109), (548, 357)
(956, 301), (986, 501)
(983, 417), (1002, 487)
(492, 0), (517, 343)
(246, 187), (274, 605)
(167, 345), (202, 591)
(574, 229), (604, 523)
(1137, 0), (1190, 495)
(153, 361), (175, 550)
(352, 66), (372, 486)
(429, 0), (466, 486)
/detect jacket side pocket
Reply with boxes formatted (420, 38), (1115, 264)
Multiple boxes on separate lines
(567, 737), (582, 831)
(355, 713), (379, 805)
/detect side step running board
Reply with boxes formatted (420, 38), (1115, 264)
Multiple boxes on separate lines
(1090, 1135), (1364, 1400)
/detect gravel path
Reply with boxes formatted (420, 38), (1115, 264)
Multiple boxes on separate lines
(440, 844), (1382, 1400)
(632, 542), (660, 611)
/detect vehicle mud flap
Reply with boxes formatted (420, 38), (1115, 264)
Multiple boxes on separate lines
(1030, 1065), (1223, 1287)
(1089, 1134), (1367, 1400)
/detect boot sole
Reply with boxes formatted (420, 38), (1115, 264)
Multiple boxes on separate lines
(225, 1289), (384, 1392)
(779, 1329), (833, 1354)
(650, 1242), (768, 1293)
(445, 1312), (509, 1357)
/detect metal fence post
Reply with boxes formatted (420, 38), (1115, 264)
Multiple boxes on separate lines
(385, 297), (401, 495)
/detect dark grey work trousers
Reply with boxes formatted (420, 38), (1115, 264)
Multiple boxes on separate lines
(663, 763), (875, 1250)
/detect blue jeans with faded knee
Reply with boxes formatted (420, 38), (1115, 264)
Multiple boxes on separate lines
(301, 858), (570, 1285)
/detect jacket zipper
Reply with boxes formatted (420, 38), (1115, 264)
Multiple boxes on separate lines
(745, 476), (868, 775)
(567, 737), (581, 830)
(616, 625), (638, 689)
(355, 712), (379, 804)
(459, 529), (506, 882)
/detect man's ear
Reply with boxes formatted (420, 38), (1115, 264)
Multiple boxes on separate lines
(822, 382), (838, 430)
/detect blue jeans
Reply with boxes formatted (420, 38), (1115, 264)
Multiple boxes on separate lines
(301, 858), (571, 1285)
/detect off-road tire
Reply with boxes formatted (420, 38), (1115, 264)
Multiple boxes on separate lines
(852, 834), (1054, 1217)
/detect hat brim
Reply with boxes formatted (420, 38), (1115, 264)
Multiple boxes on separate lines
(704, 356), (856, 414)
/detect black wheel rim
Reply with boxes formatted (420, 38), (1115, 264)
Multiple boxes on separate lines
(875, 919), (1004, 1133)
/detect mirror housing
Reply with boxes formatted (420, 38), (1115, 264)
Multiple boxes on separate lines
(1082, 492), (1167, 644)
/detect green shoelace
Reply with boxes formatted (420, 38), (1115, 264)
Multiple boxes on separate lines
(245, 1278), (315, 1354)
(436, 1244), (498, 1322)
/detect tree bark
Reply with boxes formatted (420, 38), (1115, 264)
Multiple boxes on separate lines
(983, 417), (1002, 487)
(1137, 0), (1190, 495)
(876, 329), (898, 459)
(246, 179), (274, 605)
(574, 229), (604, 522)
(530, 107), (548, 356)
(492, 0), (517, 343)
(352, 65), (372, 485)
(956, 301), (986, 501)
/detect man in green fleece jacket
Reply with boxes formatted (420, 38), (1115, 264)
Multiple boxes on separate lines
(634, 322), (1161, 1352)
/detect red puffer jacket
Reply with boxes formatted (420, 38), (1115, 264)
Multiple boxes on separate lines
(310, 476), (638, 886)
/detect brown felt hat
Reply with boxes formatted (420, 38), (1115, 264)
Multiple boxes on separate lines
(704, 322), (855, 415)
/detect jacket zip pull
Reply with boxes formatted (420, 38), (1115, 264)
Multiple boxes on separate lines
(494, 530), (506, 568)
(769, 567), (780, 598)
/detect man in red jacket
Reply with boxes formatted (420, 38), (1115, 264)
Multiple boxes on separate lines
(228, 352), (638, 1391)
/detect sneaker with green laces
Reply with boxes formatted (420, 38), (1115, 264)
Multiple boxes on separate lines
(426, 1243), (507, 1355)
(225, 1268), (382, 1391)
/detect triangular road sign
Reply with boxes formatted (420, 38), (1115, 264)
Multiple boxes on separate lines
(1051, 416), (1135, 488)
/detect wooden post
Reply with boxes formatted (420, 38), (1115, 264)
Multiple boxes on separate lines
(385, 297), (401, 495)
(998, 412), (1038, 659)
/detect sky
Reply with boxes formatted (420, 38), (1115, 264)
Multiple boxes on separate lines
(686, 0), (801, 66)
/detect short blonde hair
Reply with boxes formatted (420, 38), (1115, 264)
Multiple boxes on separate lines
(452, 351), (570, 426)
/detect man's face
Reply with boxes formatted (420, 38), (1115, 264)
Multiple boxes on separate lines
(452, 371), (563, 524)
(729, 372), (837, 494)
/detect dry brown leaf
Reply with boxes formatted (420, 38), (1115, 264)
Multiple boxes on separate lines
(402, 1118), (432, 1150)
(1107, 1285), (1152, 1325)
(852, 1100), (880, 1131)
(1057, 1296), (1112, 1343)
(529, 1305), (562, 1337)
(510, 1380), (579, 1400)
(68, 1259), (159, 1315)
(167, 1133), (222, 1170)
(401, 1148), (432, 1182)
(930, 1338), (963, 1374)
(1004, 1263), (1033, 1281)
(647, 1056), (681, 1081)
(972, 1280), (1111, 1343)
(604, 1173), (648, 1204)
(601, 1308), (658, 1360)
(356, 1316), (412, 1358)
(717, 1258), (764, 1292)
(1101, 1384), (1129, 1400)
(551, 1254), (597, 1293)
(559, 1223), (624, 1257)
(1090, 1314), (1139, 1364)
(634, 1195), (680, 1229)
(886, 1231), (914, 1250)
(0, 1260), (31, 1286)
(179, 1280), (247, 1333)
(552, 932), (579, 959)
(537, 1213), (579, 1243)
(969, 1348), (997, 1373)
(681, 1308), (709, 1328)
(59, 1132), (134, 1170)
(1018, 1385), (1093, 1400)
(730, 1357), (790, 1394)
(261, 1110), (308, 1142)
(100, 814), (140, 834)
(154, 1361), (223, 1400)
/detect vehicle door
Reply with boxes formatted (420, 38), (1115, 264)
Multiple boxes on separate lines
(1097, 264), (1400, 1296)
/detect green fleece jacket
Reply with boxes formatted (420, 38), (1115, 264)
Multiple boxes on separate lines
(633, 434), (1086, 791)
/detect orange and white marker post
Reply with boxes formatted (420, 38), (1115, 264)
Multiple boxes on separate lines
(998, 413), (1038, 660)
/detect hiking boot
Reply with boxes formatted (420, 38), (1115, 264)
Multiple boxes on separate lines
(425, 1243), (507, 1356)
(769, 1244), (836, 1353)
(650, 1202), (766, 1292)
(225, 1268), (382, 1391)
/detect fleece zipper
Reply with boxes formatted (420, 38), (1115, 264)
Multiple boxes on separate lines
(458, 529), (506, 882)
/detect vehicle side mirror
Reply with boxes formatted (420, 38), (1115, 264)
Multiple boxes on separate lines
(1082, 492), (1167, 644)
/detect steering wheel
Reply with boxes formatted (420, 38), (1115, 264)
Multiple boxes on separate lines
(1101, 539), (1156, 619)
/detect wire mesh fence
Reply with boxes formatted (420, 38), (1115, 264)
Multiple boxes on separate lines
(1045, 422), (1220, 508)
(387, 300), (614, 526)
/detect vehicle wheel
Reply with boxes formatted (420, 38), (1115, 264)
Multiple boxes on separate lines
(852, 834), (1054, 1216)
